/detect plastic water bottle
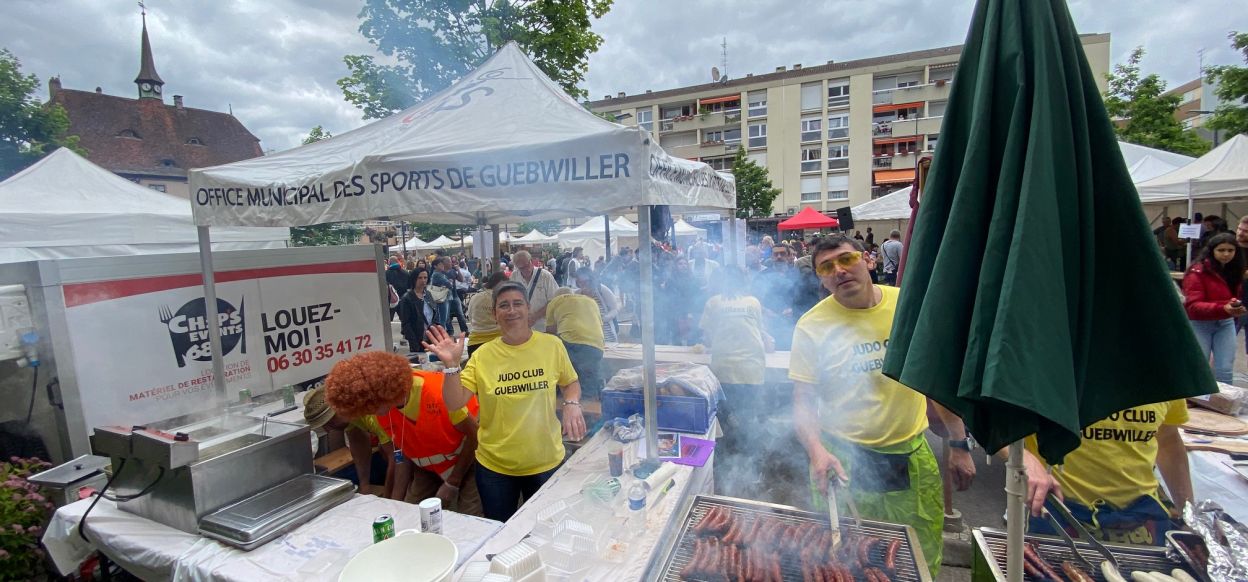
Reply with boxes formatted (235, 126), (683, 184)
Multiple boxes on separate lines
(628, 481), (647, 532)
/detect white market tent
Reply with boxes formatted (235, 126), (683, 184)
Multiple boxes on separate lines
(1136, 134), (1248, 204)
(558, 215), (641, 261)
(672, 218), (707, 241)
(388, 236), (429, 253)
(416, 235), (459, 250)
(188, 42), (735, 460)
(0, 149), (288, 263)
(512, 229), (556, 245)
(1118, 140), (1196, 182)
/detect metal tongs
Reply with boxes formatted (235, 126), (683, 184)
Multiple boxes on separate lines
(826, 475), (863, 548)
(1040, 493), (1120, 573)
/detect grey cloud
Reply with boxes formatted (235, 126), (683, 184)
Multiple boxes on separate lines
(0, 0), (1243, 153)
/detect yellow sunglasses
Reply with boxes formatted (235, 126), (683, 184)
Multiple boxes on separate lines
(815, 251), (864, 276)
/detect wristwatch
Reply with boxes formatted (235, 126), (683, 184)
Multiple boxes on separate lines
(949, 438), (972, 451)
(561, 400), (581, 407)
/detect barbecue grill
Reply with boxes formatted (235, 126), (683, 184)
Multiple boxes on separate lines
(652, 494), (931, 582)
(972, 528), (1192, 581)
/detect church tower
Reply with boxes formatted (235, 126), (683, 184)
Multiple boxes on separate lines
(134, 9), (164, 101)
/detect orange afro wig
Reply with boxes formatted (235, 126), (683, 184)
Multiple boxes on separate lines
(323, 351), (411, 419)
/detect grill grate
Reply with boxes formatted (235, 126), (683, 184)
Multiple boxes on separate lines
(974, 528), (1192, 581)
(656, 494), (929, 582)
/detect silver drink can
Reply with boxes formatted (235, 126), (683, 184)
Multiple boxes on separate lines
(419, 497), (443, 534)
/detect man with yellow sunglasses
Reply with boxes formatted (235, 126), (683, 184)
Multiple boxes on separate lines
(790, 235), (973, 578)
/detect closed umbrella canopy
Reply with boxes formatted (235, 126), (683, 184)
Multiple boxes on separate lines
(881, 0), (1215, 464)
(777, 206), (839, 230)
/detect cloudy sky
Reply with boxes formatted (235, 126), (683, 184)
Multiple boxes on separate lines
(2, 1), (1243, 152)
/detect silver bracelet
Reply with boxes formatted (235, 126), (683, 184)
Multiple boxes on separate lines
(442, 366), (462, 375)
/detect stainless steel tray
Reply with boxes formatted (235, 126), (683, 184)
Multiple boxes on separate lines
(1165, 531), (1212, 582)
(973, 527), (1189, 581)
(198, 474), (355, 551)
(653, 494), (930, 582)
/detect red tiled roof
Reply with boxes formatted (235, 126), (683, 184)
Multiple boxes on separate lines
(49, 88), (263, 178)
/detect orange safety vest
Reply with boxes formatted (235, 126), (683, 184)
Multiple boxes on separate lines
(385, 370), (479, 476)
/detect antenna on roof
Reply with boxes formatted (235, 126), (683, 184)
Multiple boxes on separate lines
(138, 0), (145, 16)
(720, 37), (729, 83)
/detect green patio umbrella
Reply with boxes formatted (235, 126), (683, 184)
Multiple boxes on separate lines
(881, 0), (1216, 465)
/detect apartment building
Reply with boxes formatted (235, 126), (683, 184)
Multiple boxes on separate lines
(589, 34), (1111, 215)
(1164, 77), (1224, 130)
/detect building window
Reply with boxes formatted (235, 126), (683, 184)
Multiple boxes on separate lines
(148, 184), (167, 193)
(748, 90), (767, 118)
(161, 158), (177, 167)
(928, 100), (948, 118)
(827, 80), (850, 108)
(800, 116), (822, 143)
(661, 103), (694, 120)
(703, 156), (734, 171)
(637, 109), (653, 131)
(827, 143), (849, 170)
(828, 114), (849, 140)
(723, 127), (741, 144)
(897, 80), (919, 88)
(800, 146), (822, 173)
(117, 129), (141, 139)
(927, 134), (939, 151)
(800, 82), (822, 111)
(801, 176), (822, 202)
(186, 137), (203, 145)
(748, 122), (767, 148)
(827, 175), (849, 201)
(701, 98), (741, 114)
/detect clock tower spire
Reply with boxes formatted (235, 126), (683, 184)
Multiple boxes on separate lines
(134, 3), (164, 100)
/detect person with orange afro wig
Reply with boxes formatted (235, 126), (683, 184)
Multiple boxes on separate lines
(324, 351), (482, 514)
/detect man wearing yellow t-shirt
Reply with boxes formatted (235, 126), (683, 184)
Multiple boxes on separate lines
(546, 288), (606, 397)
(791, 235), (972, 578)
(1019, 399), (1192, 545)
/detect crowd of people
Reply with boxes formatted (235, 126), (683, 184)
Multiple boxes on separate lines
(305, 223), (1207, 576)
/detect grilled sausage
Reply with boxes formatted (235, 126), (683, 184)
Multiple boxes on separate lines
(683, 540), (703, 577)
(1062, 561), (1095, 582)
(884, 539), (901, 572)
(1022, 557), (1044, 580)
(1025, 544), (1062, 581)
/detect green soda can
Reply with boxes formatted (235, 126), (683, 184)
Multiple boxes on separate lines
(372, 514), (395, 543)
(281, 385), (296, 407)
(238, 388), (252, 404)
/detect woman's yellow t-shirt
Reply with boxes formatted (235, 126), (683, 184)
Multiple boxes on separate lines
(460, 332), (578, 476)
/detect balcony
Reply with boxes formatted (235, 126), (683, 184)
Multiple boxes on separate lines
(664, 142), (703, 159)
(700, 140), (742, 156)
(872, 153), (918, 170)
(887, 116), (944, 138)
(878, 81), (951, 105)
(659, 111), (742, 133)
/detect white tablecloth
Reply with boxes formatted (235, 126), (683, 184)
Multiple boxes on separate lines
(1190, 450), (1247, 520)
(458, 425), (717, 581)
(43, 494), (503, 582)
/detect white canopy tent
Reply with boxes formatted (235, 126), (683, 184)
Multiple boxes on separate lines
(1136, 135), (1248, 203)
(0, 149), (288, 263)
(388, 236), (429, 253)
(188, 42), (735, 460)
(558, 215), (641, 262)
(672, 218), (706, 242)
(512, 229), (556, 245)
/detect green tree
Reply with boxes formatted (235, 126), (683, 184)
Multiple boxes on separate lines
(730, 146), (780, 219)
(1206, 32), (1248, 138)
(518, 219), (560, 234)
(339, 0), (613, 119)
(0, 48), (81, 179)
(1103, 47), (1211, 156)
(290, 126), (361, 246)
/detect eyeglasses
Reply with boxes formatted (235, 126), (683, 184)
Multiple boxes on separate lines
(815, 251), (864, 276)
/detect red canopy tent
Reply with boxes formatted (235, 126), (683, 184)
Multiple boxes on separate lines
(777, 207), (840, 230)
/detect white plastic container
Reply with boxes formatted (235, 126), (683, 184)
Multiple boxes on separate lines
(338, 532), (458, 582)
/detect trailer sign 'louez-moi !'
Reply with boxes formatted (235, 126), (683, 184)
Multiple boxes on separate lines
(60, 260), (385, 431)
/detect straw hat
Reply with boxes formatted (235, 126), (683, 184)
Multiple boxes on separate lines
(302, 386), (335, 430)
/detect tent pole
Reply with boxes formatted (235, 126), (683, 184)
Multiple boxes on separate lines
(637, 206), (659, 461)
(727, 211), (740, 268)
(491, 224), (501, 273)
(196, 226), (229, 405)
(1005, 441), (1026, 582)
(604, 214), (612, 264)
(1186, 182), (1194, 269)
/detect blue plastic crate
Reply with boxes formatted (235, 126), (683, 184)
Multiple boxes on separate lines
(599, 389), (717, 434)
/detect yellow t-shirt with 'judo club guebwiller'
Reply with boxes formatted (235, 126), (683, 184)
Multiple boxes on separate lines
(347, 415), (391, 445)
(788, 285), (927, 449)
(699, 294), (766, 385)
(1026, 399), (1189, 509)
(460, 331), (579, 476)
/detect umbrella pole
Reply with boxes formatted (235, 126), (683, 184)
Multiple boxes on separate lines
(1005, 441), (1026, 582)
(1185, 182), (1194, 269)
(196, 226), (229, 406)
(604, 214), (612, 262)
(637, 205), (659, 461)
